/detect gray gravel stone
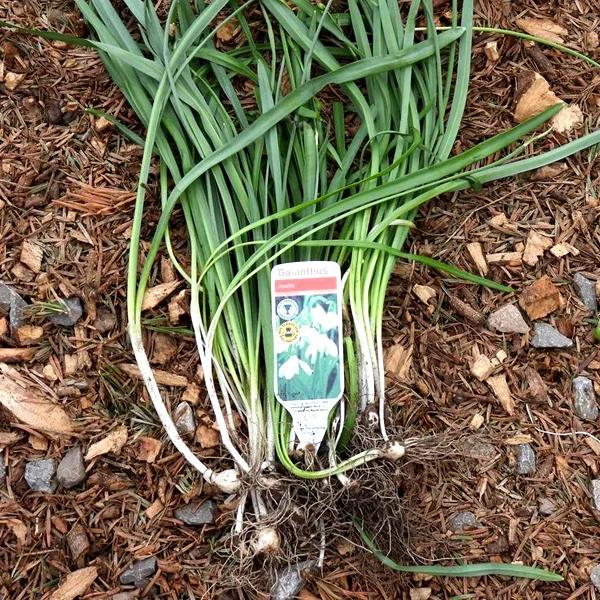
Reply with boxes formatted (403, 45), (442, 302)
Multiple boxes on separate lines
(25, 458), (57, 493)
(592, 480), (600, 511)
(487, 304), (530, 334)
(538, 498), (557, 516)
(0, 454), (5, 485)
(119, 557), (157, 587)
(271, 561), (315, 600)
(516, 444), (536, 475)
(50, 297), (83, 326)
(174, 401), (196, 437)
(174, 500), (215, 525)
(591, 564), (600, 592)
(573, 376), (598, 421)
(448, 511), (480, 532)
(57, 446), (86, 489)
(0, 282), (27, 330)
(573, 273), (598, 312)
(530, 323), (573, 349)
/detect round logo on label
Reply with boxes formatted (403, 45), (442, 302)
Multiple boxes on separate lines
(278, 322), (299, 343)
(276, 298), (299, 321)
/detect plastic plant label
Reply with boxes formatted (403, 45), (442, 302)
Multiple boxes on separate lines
(271, 261), (344, 447)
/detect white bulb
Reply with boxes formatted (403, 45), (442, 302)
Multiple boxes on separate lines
(383, 442), (405, 461)
(251, 526), (280, 555)
(211, 469), (240, 493)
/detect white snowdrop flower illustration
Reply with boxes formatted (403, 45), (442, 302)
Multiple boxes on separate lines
(305, 332), (338, 364)
(275, 336), (292, 354)
(278, 356), (313, 380)
(310, 304), (338, 331)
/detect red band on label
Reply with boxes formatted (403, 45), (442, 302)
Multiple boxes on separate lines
(275, 277), (337, 293)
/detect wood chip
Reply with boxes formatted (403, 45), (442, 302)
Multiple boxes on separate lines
(49, 567), (98, 600)
(151, 333), (177, 364)
(469, 413), (485, 430)
(530, 162), (568, 180)
(486, 251), (522, 266)
(13, 324), (43, 346)
(142, 281), (181, 311)
(466, 242), (488, 276)
(181, 381), (201, 405)
(93, 115), (111, 132)
(470, 355), (495, 382)
(413, 284), (436, 305)
(145, 498), (164, 519)
(448, 296), (485, 325)
(552, 104), (583, 134)
(20, 240), (43, 273)
(195, 424), (220, 449)
(4, 72), (26, 91)
(0, 364), (74, 434)
(487, 374), (515, 415)
(505, 434), (533, 445)
(215, 17), (238, 42)
(550, 242), (580, 258)
(484, 41), (500, 62)
(515, 17), (568, 43)
(134, 436), (162, 463)
(0, 348), (35, 362)
(0, 430), (21, 449)
(7, 518), (28, 546)
(514, 72), (562, 123)
(119, 363), (188, 387)
(0, 317), (7, 337)
(522, 231), (552, 267)
(384, 344), (413, 381)
(518, 276), (563, 320)
(85, 425), (128, 461)
(585, 437), (600, 456)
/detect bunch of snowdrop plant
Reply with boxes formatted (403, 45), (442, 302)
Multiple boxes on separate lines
(28, 0), (600, 553)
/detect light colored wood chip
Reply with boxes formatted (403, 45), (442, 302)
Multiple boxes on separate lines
(495, 349), (508, 363)
(7, 518), (27, 545)
(142, 281), (181, 311)
(63, 354), (79, 376)
(135, 436), (162, 463)
(0, 364), (74, 434)
(409, 589), (432, 600)
(514, 72), (562, 123)
(522, 230), (553, 267)
(195, 424), (220, 449)
(0, 431), (21, 449)
(145, 498), (164, 519)
(29, 433), (48, 450)
(505, 434), (533, 445)
(384, 344), (413, 381)
(49, 567), (98, 600)
(518, 275), (563, 320)
(515, 17), (568, 43)
(215, 17), (238, 42)
(585, 437), (600, 456)
(0, 317), (8, 337)
(466, 242), (488, 275)
(119, 363), (188, 387)
(85, 425), (128, 461)
(487, 374), (515, 415)
(14, 325), (44, 346)
(585, 31), (599, 50)
(412, 284), (436, 305)
(484, 41), (500, 62)
(151, 333), (177, 365)
(93, 116), (111, 132)
(20, 240), (43, 273)
(550, 242), (580, 258)
(530, 162), (568, 180)
(160, 257), (177, 283)
(11, 262), (34, 282)
(182, 381), (201, 406)
(469, 413), (485, 430)
(470, 355), (495, 382)
(0, 348), (35, 362)
(486, 251), (523, 266)
(4, 72), (26, 91)
(42, 362), (59, 381)
(552, 104), (583, 134)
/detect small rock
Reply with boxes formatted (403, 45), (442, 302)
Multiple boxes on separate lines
(516, 444), (536, 475)
(573, 273), (597, 312)
(592, 480), (600, 511)
(57, 446), (86, 489)
(174, 402), (196, 437)
(50, 297), (83, 327)
(24, 458), (57, 493)
(271, 561), (315, 600)
(0, 455), (5, 485)
(119, 557), (157, 587)
(572, 376), (598, 421)
(448, 511), (480, 532)
(538, 498), (557, 516)
(591, 564), (600, 592)
(0, 282), (27, 331)
(174, 500), (215, 525)
(487, 304), (529, 334)
(530, 323), (573, 349)
(93, 306), (117, 333)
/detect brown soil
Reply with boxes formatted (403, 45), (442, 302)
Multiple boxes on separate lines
(0, 0), (599, 599)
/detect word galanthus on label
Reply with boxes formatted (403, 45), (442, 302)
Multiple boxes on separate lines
(271, 261), (344, 447)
